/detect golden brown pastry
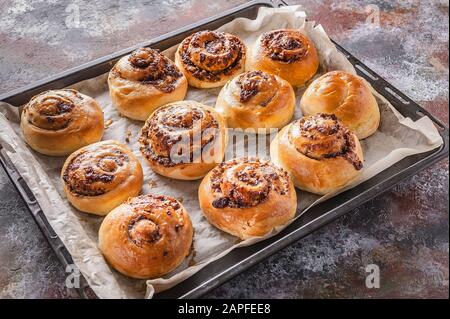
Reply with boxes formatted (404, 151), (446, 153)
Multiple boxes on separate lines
(271, 113), (363, 195)
(139, 100), (227, 180)
(198, 157), (297, 239)
(175, 30), (246, 88)
(61, 140), (143, 215)
(108, 47), (188, 121)
(300, 70), (380, 139)
(98, 194), (193, 279)
(246, 29), (319, 87)
(21, 89), (104, 156)
(215, 70), (295, 132)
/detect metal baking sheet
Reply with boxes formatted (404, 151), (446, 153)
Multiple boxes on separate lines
(0, 0), (448, 299)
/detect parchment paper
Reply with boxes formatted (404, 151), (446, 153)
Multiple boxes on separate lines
(0, 6), (443, 299)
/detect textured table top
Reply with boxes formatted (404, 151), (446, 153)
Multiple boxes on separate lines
(0, 0), (448, 299)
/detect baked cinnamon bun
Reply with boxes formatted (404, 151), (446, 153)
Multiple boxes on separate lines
(98, 194), (193, 279)
(61, 140), (143, 215)
(215, 70), (295, 132)
(175, 30), (246, 88)
(20, 89), (104, 156)
(246, 29), (319, 87)
(108, 47), (188, 121)
(139, 100), (227, 180)
(198, 157), (297, 239)
(271, 114), (363, 195)
(300, 71), (380, 139)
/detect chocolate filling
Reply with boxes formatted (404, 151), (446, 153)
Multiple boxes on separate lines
(209, 158), (291, 209)
(235, 70), (277, 104)
(63, 148), (129, 196)
(128, 216), (161, 246)
(179, 31), (245, 82)
(260, 30), (309, 63)
(289, 113), (363, 170)
(139, 104), (220, 167)
(116, 47), (183, 93)
(24, 90), (79, 130)
(124, 194), (186, 246)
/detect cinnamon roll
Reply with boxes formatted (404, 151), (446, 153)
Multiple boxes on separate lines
(61, 140), (143, 215)
(108, 47), (188, 121)
(300, 71), (380, 139)
(215, 70), (295, 132)
(175, 30), (246, 88)
(246, 29), (319, 87)
(98, 194), (193, 279)
(20, 89), (104, 156)
(139, 100), (227, 180)
(198, 157), (297, 239)
(270, 114), (364, 195)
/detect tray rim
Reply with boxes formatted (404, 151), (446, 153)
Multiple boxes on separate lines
(0, 0), (448, 299)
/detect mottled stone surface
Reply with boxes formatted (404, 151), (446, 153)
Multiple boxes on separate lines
(0, 0), (448, 299)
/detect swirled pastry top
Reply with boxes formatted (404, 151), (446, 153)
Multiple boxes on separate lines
(123, 194), (189, 246)
(247, 29), (319, 87)
(259, 29), (314, 63)
(110, 47), (184, 93)
(288, 114), (363, 170)
(208, 157), (292, 209)
(22, 89), (101, 131)
(233, 70), (280, 105)
(98, 194), (193, 279)
(199, 157), (297, 239)
(216, 70), (295, 131)
(300, 71), (380, 139)
(139, 101), (224, 167)
(62, 141), (140, 197)
(177, 30), (246, 82)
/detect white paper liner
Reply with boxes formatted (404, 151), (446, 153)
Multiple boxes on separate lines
(0, 6), (443, 299)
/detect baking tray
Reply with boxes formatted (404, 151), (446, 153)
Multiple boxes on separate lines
(0, 0), (448, 299)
